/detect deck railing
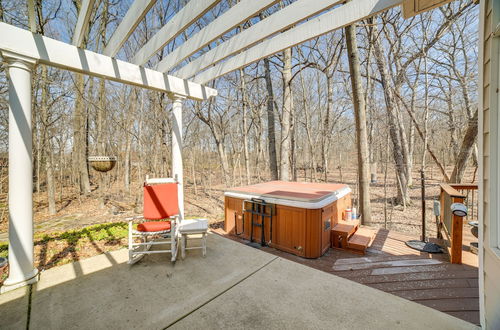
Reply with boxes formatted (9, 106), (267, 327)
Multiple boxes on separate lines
(439, 183), (478, 264)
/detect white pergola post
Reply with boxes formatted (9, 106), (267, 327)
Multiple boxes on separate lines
(170, 94), (185, 220)
(1, 52), (39, 293)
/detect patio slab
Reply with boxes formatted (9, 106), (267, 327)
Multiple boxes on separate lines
(28, 234), (275, 329)
(0, 285), (29, 329)
(0, 233), (478, 329)
(171, 257), (476, 330)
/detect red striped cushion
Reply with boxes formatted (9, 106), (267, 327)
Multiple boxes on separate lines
(137, 221), (171, 232)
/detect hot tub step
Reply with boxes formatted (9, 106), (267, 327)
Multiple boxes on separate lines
(331, 221), (359, 249)
(347, 228), (374, 254)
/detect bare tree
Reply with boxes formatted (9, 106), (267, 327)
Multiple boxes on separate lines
(345, 23), (372, 224)
(72, 0), (92, 195)
(280, 47), (293, 181)
(264, 58), (279, 180)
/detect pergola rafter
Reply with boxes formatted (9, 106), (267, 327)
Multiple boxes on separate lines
(72, 0), (95, 47)
(68, 0), (410, 83)
(155, 0), (280, 73)
(173, 0), (345, 79)
(103, 0), (157, 57)
(131, 0), (220, 66)
(192, 0), (403, 84)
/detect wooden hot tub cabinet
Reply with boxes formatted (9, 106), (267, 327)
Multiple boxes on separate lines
(224, 181), (351, 259)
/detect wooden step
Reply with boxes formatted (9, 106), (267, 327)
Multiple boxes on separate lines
(337, 219), (360, 228)
(331, 221), (359, 249)
(332, 223), (357, 236)
(347, 228), (374, 253)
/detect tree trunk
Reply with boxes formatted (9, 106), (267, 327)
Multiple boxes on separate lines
(291, 101), (297, 181)
(345, 24), (372, 224)
(216, 139), (231, 185)
(372, 27), (410, 206)
(124, 90), (136, 192)
(45, 147), (56, 215)
(73, 73), (91, 194)
(280, 48), (293, 181)
(421, 56), (430, 169)
(40, 65), (56, 215)
(299, 68), (317, 182)
(97, 79), (106, 154)
(97, 78), (106, 207)
(240, 69), (251, 184)
(264, 58), (279, 180)
(407, 115), (415, 186)
(72, 0), (91, 195)
(321, 74), (333, 182)
(446, 91), (459, 162)
(450, 108), (478, 183)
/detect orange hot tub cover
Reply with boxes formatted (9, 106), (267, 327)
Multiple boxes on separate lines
(224, 181), (350, 208)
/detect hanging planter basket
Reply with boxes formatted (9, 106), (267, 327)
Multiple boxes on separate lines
(88, 156), (117, 172)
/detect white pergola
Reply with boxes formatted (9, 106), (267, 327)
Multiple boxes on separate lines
(0, 0), (450, 292)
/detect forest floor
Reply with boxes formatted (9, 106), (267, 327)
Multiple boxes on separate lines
(0, 165), (478, 282)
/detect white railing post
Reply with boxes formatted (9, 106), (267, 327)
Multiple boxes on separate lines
(1, 51), (39, 293)
(169, 94), (185, 220)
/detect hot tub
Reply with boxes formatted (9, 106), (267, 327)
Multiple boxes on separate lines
(224, 181), (352, 258)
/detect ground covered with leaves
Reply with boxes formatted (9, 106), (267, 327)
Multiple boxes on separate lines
(0, 165), (477, 285)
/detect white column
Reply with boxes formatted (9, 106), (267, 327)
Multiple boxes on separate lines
(1, 52), (38, 293)
(170, 94), (185, 220)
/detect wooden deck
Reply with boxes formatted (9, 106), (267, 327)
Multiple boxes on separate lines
(213, 227), (479, 325)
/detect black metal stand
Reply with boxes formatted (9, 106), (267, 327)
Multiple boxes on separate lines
(406, 169), (444, 254)
(243, 198), (273, 248)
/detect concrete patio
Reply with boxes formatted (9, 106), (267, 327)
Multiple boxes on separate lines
(0, 233), (477, 329)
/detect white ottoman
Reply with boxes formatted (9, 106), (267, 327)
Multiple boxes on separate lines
(179, 219), (208, 259)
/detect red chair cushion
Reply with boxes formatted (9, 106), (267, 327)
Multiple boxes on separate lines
(143, 183), (179, 220)
(137, 221), (171, 232)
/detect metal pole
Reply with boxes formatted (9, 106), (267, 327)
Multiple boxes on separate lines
(170, 94), (185, 220)
(421, 169), (426, 241)
(1, 53), (38, 293)
(406, 169), (442, 254)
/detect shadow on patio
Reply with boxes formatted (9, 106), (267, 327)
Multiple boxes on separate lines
(0, 233), (477, 329)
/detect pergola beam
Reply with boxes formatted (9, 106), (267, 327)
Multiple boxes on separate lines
(103, 0), (157, 57)
(0, 23), (217, 101)
(193, 0), (403, 84)
(72, 0), (95, 47)
(131, 0), (221, 66)
(156, 0), (280, 73)
(174, 0), (344, 79)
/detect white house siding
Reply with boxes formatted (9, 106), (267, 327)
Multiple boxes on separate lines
(480, 0), (500, 328)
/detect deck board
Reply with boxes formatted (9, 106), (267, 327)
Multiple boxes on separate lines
(349, 269), (478, 284)
(370, 264), (450, 275)
(391, 288), (479, 300)
(368, 278), (472, 291)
